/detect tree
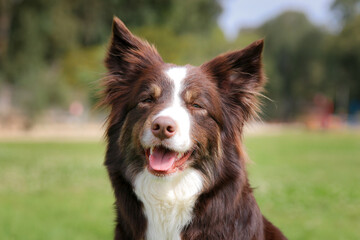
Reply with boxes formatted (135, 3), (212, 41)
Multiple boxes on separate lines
(326, 15), (360, 113)
(257, 12), (329, 120)
(328, 0), (360, 114)
(331, 0), (360, 25)
(0, 0), (221, 126)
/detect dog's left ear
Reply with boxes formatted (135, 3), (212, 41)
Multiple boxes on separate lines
(201, 39), (265, 120)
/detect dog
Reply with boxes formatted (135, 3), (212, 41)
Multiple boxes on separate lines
(101, 17), (287, 240)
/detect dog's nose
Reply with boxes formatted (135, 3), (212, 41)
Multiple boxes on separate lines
(151, 117), (177, 140)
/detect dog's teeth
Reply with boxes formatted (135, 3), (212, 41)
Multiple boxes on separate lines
(150, 147), (153, 155)
(177, 153), (183, 159)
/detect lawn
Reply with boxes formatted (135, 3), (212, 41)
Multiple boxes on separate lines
(0, 130), (359, 239)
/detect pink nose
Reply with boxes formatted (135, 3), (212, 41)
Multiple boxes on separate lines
(151, 117), (177, 140)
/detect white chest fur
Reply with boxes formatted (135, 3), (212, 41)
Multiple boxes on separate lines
(134, 168), (203, 240)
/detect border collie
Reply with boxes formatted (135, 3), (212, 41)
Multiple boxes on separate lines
(101, 17), (287, 240)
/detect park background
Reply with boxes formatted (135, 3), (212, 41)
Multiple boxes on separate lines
(0, 0), (359, 239)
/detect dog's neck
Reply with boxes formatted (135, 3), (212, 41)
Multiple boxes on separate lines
(134, 168), (203, 240)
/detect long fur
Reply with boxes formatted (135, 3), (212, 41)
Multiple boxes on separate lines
(101, 17), (287, 240)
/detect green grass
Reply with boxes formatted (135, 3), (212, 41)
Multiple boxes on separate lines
(0, 130), (359, 239)
(0, 142), (113, 240)
(246, 131), (360, 240)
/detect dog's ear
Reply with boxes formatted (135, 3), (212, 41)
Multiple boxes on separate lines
(105, 17), (163, 76)
(102, 18), (163, 114)
(101, 17), (163, 127)
(201, 40), (265, 121)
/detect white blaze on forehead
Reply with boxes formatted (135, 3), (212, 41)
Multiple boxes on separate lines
(167, 67), (187, 81)
(166, 67), (187, 102)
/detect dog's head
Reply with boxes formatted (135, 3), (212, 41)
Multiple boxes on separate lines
(102, 17), (265, 184)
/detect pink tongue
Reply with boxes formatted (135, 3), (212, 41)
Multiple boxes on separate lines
(149, 147), (177, 171)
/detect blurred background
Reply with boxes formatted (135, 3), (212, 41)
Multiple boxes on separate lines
(0, 0), (360, 130)
(0, 0), (359, 239)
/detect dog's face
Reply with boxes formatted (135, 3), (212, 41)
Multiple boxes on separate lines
(103, 18), (265, 184)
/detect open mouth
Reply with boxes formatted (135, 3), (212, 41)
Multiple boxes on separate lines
(145, 146), (193, 177)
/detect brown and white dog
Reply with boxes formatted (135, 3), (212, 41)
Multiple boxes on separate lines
(101, 17), (287, 240)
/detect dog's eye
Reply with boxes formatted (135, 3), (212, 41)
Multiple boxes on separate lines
(141, 97), (153, 103)
(192, 103), (202, 109)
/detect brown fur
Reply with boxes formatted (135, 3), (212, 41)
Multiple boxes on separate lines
(101, 17), (287, 240)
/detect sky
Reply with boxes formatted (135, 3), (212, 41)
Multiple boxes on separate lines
(218, 0), (336, 39)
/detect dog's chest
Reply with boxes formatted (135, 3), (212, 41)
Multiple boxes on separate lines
(134, 169), (203, 240)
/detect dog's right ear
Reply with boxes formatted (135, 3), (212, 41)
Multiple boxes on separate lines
(105, 17), (163, 76)
(102, 18), (163, 118)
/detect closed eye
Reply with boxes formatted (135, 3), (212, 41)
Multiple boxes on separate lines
(141, 98), (153, 103)
(138, 96), (155, 107)
(192, 103), (203, 109)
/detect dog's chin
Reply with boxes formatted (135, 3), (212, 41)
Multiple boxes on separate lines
(144, 146), (193, 177)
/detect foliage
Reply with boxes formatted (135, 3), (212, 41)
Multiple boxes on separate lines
(326, 15), (360, 108)
(0, 0), (220, 124)
(257, 12), (329, 120)
(331, 0), (360, 25)
(1, 0), (360, 123)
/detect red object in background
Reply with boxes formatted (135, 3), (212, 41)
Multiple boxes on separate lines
(313, 94), (334, 129)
